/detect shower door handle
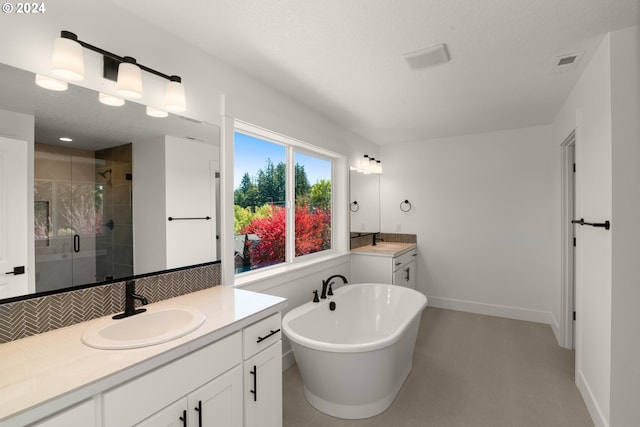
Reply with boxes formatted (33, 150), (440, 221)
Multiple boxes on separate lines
(73, 235), (80, 253)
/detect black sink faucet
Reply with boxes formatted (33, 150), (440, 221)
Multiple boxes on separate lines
(113, 280), (149, 319)
(321, 274), (348, 299)
(372, 233), (384, 246)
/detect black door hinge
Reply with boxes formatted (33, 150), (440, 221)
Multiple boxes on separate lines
(573, 163), (576, 173)
(573, 311), (576, 321)
(573, 237), (576, 247)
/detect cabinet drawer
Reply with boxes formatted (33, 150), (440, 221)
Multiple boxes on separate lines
(243, 312), (281, 360)
(393, 249), (417, 271)
(29, 399), (95, 427)
(103, 331), (242, 427)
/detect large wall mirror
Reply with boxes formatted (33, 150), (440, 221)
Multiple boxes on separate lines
(0, 62), (220, 302)
(349, 170), (380, 234)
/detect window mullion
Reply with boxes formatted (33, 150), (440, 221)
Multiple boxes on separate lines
(285, 146), (295, 263)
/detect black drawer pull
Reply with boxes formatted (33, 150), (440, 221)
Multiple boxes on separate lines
(179, 409), (187, 427)
(194, 400), (202, 427)
(250, 365), (257, 402)
(256, 328), (280, 343)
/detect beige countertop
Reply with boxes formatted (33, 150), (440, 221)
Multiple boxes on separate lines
(351, 242), (417, 257)
(0, 286), (286, 426)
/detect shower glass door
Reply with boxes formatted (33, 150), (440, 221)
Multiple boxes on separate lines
(34, 150), (103, 292)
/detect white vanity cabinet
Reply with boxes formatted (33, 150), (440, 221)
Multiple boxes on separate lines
(351, 246), (417, 289)
(28, 400), (96, 427)
(134, 366), (243, 427)
(394, 260), (416, 288)
(242, 313), (283, 427)
(103, 332), (243, 427)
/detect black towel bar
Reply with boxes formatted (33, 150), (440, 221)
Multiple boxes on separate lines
(571, 218), (610, 230)
(168, 216), (211, 221)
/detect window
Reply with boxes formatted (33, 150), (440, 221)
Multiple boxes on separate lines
(234, 126), (333, 274)
(294, 152), (332, 257)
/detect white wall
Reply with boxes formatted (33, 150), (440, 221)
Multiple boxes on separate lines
(380, 125), (560, 324)
(553, 34), (613, 427)
(609, 26), (640, 427)
(552, 26), (640, 427)
(132, 136), (167, 274)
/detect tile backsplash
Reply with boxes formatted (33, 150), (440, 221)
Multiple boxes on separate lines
(350, 232), (417, 249)
(0, 262), (221, 344)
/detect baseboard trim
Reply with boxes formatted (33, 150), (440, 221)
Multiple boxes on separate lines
(282, 348), (296, 372)
(427, 296), (551, 324)
(577, 369), (608, 427)
(550, 312), (562, 346)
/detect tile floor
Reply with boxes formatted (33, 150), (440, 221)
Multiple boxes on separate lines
(283, 307), (594, 427)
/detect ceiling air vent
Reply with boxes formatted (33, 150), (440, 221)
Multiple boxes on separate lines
(553, 51), (584, 73)
(403, 43), (450, 70)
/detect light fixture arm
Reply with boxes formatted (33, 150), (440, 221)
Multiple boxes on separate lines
(60, 31), (181, 83)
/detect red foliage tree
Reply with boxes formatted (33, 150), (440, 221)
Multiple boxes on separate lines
(241, 205), (286, 268)
(295, 206), (327, 256)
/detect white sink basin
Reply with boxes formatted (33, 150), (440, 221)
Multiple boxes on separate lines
(82, 306), (206, 350)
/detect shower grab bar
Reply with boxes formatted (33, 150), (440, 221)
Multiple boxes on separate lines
(571, 218), (611, 230)
(168, 216), (211, 221)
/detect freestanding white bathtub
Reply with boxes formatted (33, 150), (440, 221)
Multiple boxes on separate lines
(282, 283), (427, 419)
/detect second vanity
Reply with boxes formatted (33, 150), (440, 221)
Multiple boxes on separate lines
(0, 286), (286, 427)
(351, 242), (417, 289)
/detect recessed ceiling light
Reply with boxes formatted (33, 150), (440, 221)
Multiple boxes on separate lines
(59, 137), (73, 142)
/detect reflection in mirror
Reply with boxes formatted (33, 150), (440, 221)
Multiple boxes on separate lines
(0, 62), (220, 301)
(349, 170), (380, 233)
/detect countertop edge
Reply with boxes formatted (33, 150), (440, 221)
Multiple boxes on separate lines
(350, 243), (417, 257)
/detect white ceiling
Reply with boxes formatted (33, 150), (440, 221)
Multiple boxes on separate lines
(110, 0), (640, 145)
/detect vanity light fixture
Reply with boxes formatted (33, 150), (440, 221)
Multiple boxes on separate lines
(51, 31), (85, 81)
(99, 92), (125, 107)
(46, 31), (186, 112)
(351, 154), (382, 174)
(164, 76), (187, 112)
(115, 57), (143, 99)
(35, 74), (68, 91)
(59, 137), (73, 142)
(146, 106), (169, 118)
(374, 159), (382, 174)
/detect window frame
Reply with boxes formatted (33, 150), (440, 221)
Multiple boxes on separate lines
(233, 121), (338, 280)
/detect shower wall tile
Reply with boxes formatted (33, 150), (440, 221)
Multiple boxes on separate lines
(0, 262), (221, 344)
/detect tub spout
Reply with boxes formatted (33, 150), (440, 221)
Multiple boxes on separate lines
(321, 274), (348, 299)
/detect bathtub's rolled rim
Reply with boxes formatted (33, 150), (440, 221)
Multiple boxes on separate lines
(282, 283), (427, 353)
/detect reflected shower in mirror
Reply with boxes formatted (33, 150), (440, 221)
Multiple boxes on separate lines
(0, 62), (220, 301)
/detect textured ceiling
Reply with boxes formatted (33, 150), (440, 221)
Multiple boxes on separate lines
(110, 0), (640, 145)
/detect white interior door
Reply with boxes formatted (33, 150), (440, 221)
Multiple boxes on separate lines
(0, 136), (29, 298)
